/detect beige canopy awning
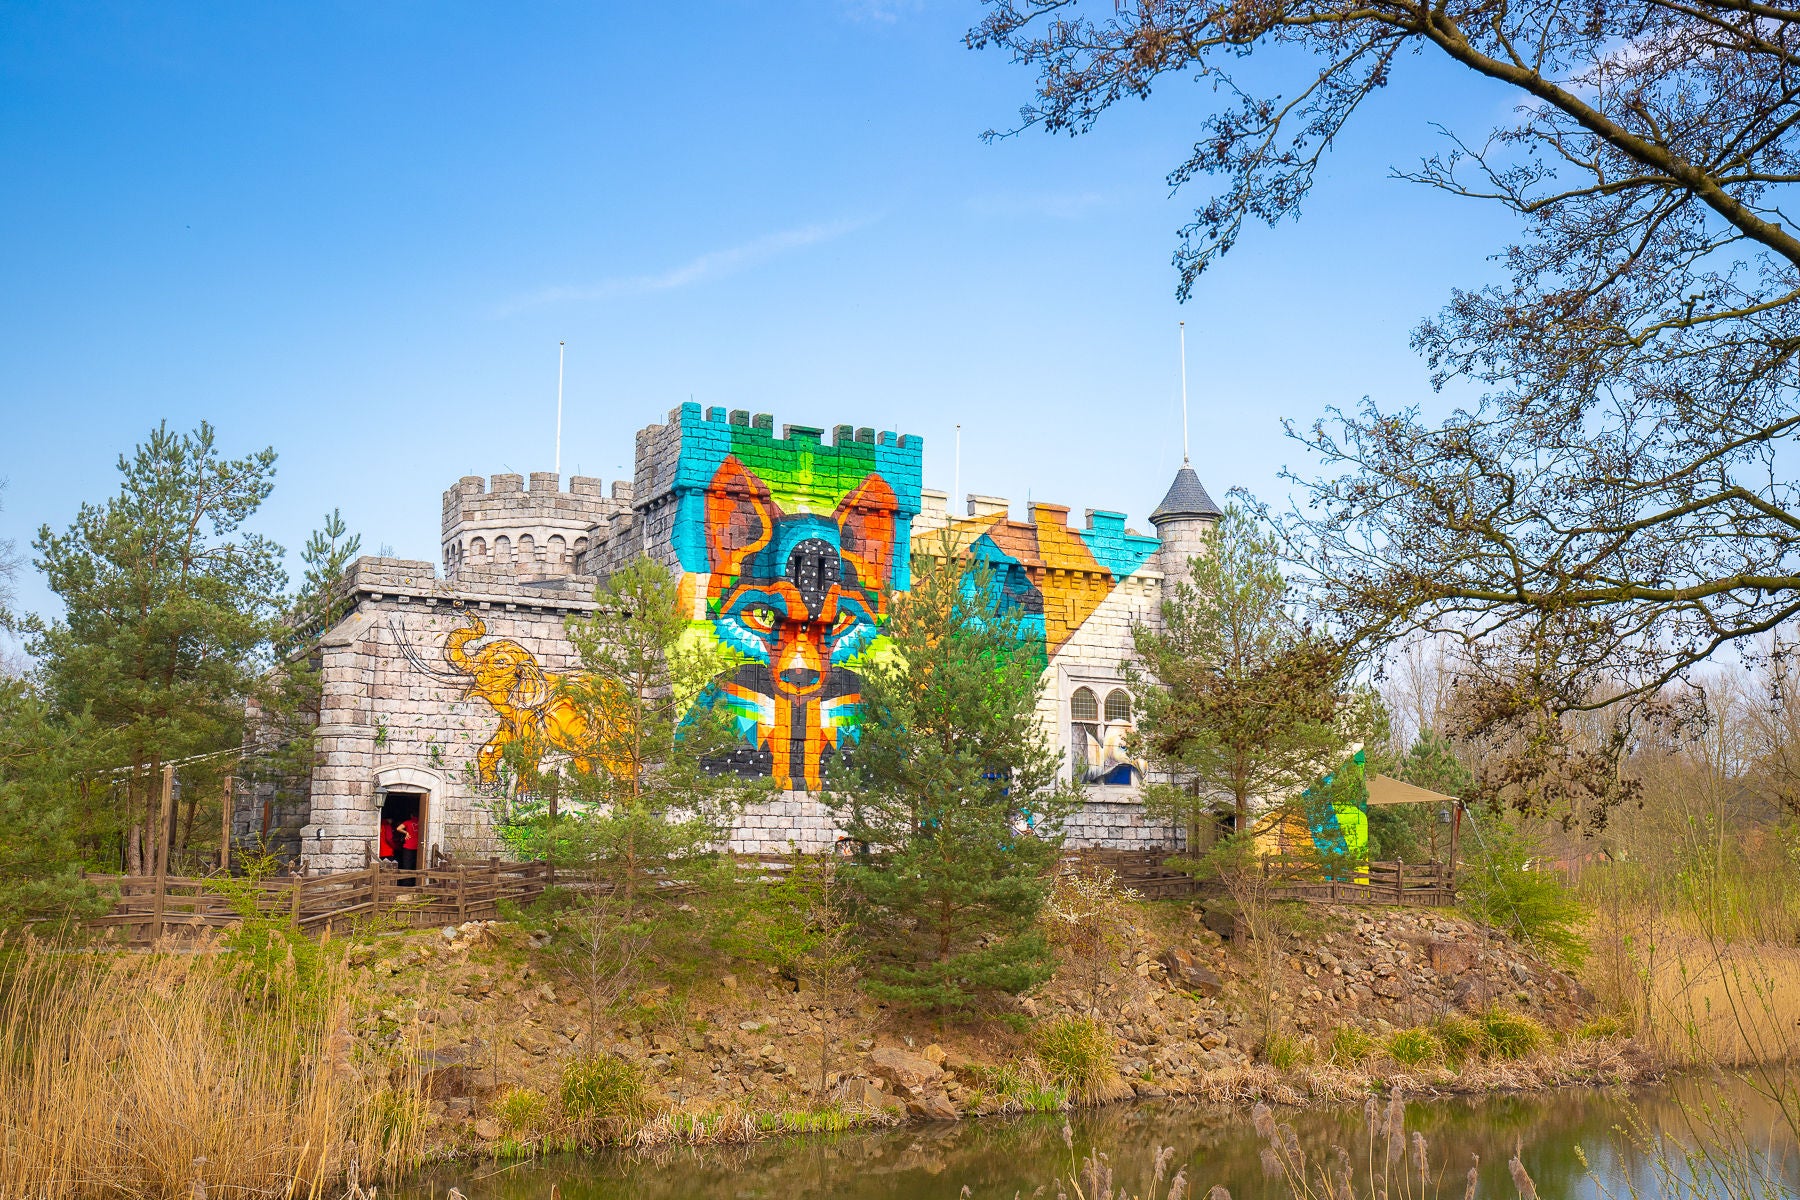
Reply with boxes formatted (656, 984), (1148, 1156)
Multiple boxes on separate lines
(1366, 774), (1458, 808)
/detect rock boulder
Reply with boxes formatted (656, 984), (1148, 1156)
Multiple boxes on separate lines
(1159, 947), (1224, 997)
(866, 1045), (944, 1093)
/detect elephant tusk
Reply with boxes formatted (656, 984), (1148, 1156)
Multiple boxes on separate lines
(388, 614), (471, 685)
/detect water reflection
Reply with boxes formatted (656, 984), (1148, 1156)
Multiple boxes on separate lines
(406, 1077), (1798, 1200)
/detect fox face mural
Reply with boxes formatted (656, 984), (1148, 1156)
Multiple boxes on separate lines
(695, 455), (897, 790)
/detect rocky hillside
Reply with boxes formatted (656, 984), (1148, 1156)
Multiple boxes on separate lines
(342, 899), (1628, 1154)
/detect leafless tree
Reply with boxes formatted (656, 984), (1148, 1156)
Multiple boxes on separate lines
(975, 0), (1800, 819)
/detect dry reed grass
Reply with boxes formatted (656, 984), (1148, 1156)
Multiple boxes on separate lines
(1169, 1037), (1641, 1108)
(0, 933), (424, 1200)
(1631, 936), (1800, 1067)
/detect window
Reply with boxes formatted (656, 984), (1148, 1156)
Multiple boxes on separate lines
(547, 534), (567, 566)
(494, 535), (512, 562)
(1104, 689), (1132, 723)
(1070, 687), (1099, 723)
(517, 534), (536, 562)
(1071, 684), (1138, 786)
(469, 536), (487, 560)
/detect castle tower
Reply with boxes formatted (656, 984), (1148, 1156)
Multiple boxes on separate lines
(440, 472), (631, 582)
(1147, 463), (1223, 609)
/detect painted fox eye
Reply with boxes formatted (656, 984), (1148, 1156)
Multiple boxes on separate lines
(741, 604), (778, 633)
(829, 609), (858, 636)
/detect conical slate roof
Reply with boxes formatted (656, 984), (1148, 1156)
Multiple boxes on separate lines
(1149, 464), (1223, 524)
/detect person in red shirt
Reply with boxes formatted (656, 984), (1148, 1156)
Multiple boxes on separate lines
(396, 815), (419, 873)
(379, 817), (395, 862)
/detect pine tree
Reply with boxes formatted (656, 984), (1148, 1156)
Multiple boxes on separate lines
(734, 849), (861, 1095)
(516, 557), (767, 1032)
(1370, 729), (1473, 862)
(825, 551), (1077, 1012)
(1127, 505), (1365, 849)
(292, 508), (362, 640)
(1, 481), (104, 921)
(28, 423), (286, 875)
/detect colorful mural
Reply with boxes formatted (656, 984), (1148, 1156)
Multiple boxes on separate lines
(668, 408), (922, 791)
(909, 502), (1160, 669)
(392, 614), (624, 790)
(1250, 749), (1371, 871)
(398, 405), (1172, 799)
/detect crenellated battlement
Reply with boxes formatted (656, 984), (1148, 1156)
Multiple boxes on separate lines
(440, 471), (631, 581)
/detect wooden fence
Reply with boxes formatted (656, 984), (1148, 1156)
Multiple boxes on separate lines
(1259, 855), (1457, 906)
(1062, 848), (1205, 899)
(84, 859), (553, 943)
(84, 848), (1456, 943)
(1063, 849), (1457, 907)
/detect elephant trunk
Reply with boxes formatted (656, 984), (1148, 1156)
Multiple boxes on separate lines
(445, 617), (487, 674)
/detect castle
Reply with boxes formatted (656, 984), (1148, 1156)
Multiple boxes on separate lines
(238, 403), (1222, 872)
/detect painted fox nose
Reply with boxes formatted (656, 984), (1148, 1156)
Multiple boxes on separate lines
(780, 666), (821, 689)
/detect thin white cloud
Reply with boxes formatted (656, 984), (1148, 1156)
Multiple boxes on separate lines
(841, 0), (924, 22)
(966, 190), (1118, 220)
(497, 216), (874, 316)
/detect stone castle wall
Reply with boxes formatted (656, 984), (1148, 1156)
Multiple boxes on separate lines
(247, 404), (1215, 871)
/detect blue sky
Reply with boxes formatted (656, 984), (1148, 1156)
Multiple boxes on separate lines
(2, 1), (1522, 624)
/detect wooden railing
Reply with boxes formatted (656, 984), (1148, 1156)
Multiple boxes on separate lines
(1062, 848), (1204, 899)
(1060, 849), (1456, 906)
(83, 859), (553, 943)
(1260, 855), (1456, 906)
(82, 848), (1456, 943)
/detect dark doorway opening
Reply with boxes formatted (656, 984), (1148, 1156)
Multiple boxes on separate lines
(380, 791), (423, 878)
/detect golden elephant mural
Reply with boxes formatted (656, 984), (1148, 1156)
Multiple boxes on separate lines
(392, 614), (623, 789)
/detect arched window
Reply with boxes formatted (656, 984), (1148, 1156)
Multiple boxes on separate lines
(1070, 687), (1099, 723)
(547, 534), (567, 566)
(1072, 685), (1138, 787)
(517, 533), (536, 562)
(469, 537), (487, 560)
(493, 535), (512, 563)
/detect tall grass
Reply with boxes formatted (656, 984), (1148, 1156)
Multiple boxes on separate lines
(558, 1053), (657, 1143)
(0, 934), (424, 1200)
(1034, 1015), (1121, 1105)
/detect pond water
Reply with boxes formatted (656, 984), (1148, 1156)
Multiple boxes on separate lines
(406, 1077), (1799, 1200)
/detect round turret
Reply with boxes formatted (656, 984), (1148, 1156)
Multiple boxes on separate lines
(1148, 463), (1223, 605)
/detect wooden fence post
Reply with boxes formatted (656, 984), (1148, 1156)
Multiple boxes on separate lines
(220, 775), (233, 872)
(290, 877), (303, 930)
(456, 866), (468, 924)
(1394, 861), (1405, 903)
(152, 764), (174, 942)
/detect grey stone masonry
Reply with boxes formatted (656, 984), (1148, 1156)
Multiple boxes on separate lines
(442, 472), (630, 582)
(244, 409), (1231, 873)
(240, 555), (605, 872)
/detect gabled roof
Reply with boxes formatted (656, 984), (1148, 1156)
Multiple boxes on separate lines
(1148, 464), (1223, 524)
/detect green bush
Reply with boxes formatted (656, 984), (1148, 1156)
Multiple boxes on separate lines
(1430, 1014), (1487, 1063)
(494, 1087), (550, 1138)
(1457, 820), (1590, 968)
(1578, 1013), (1627, 1040)
(1385, 1027), (1442, 1067)
(969, 1061), (1070, 1112)
(1017, 1084), (1071, 1112)
(558, 1055), (655, 1142)
(1478, 1007), (1547, 1059)
(1033, 1016), (1117, 1104)
(1260, 1030), (1310, 1069)
(1326, 1025), (1379, 1066)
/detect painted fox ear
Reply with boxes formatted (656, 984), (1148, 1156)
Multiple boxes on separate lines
(706, 455), (778, 576)
(834, 473), (897, 590)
